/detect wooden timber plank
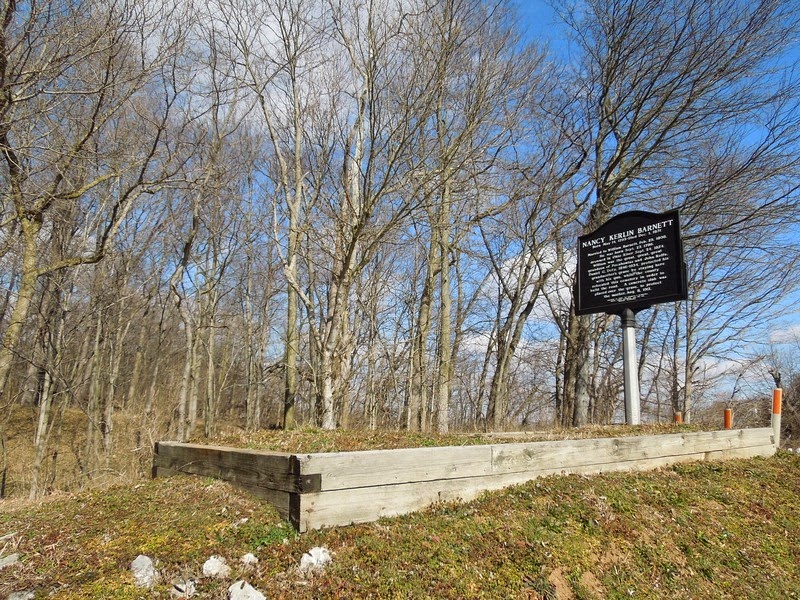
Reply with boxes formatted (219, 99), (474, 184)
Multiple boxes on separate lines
(153, 442), (320, 493)
(296, 428), (773, 491)
(152, 465), (180, 478)
(152, 462), (292, 520)
(232, 483), (292, 520)
(296, 443), (775, 531)
(297, 445), (494, 491)
(490, 428), (773, 474)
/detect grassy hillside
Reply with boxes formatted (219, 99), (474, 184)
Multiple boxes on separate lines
(2, 451), (799, 599)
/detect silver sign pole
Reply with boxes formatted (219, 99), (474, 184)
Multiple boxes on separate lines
(621, 308), (641, 425)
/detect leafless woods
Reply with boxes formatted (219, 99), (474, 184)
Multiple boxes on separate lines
(1, 0), (799, 496)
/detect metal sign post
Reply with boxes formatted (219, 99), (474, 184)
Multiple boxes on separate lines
(621, 308), (640, 425)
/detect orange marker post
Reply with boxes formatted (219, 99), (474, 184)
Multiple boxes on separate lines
(723, 408), (733, 430)
(772, 388), (783, 449)
(674, 412), (682, 424)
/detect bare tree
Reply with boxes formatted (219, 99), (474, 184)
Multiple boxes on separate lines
(0, 0), (192, 401)
(557, 0), (800, 426)
(209, 0), (329, 429)
(403, 0), (554, 432)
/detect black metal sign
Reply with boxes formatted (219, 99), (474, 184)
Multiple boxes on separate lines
(576, 209), (687, 316)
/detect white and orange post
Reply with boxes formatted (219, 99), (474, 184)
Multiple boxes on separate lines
(723, 408), (733, 430)
(772, 388), (783, 449)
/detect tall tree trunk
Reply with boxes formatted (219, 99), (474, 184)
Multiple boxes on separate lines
(83, 307), (104, 478)
(572, 316), (593, 427)
(245, 343), (258, 431)
(487, 307), (512, 429)
(563, 308), (594, 428)
(125, 314), (150, 410)
(19, 277), (55, 407)
(284, 237), (299, 429)
(187, 326), (201, 438)
(137, 305), (165, 449)
(30, 366), (55, 499)
(554, 329), (566, 426)
(365, 309), (379, 430)
(0, 218), (42, 398)
(103, 308), (131, 467)
(336, 312), (354, 429)
(318, 351), (337, 430)
(176, 321), (195, 441)
(671, 303), (682, 419)
(409, 254), (436, 431)
(436, 182), (452, 434)
(283, 49), (305, 431)
(29, 286), (65, 499)
(171, 202), (199, 441)
(204, 319), (216, 438)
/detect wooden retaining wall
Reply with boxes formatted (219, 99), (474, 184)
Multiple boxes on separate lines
(153, 427), (776, 532)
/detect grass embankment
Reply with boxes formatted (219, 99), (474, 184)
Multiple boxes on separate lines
(202, 422), (706, 453)
(2, 449), (798, 599)
(1, 405), (155, 499)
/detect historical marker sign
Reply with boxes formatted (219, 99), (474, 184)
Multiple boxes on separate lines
(576, 209), (687, 316)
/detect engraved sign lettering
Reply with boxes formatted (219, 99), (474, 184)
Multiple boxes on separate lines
(576, 210), (687, 315)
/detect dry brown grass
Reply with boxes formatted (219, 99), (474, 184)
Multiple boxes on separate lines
(2, 452), (799, 598)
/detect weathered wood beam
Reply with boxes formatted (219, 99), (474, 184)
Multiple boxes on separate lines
(153, 441), (321, 493)
(152, 427), (776, 533)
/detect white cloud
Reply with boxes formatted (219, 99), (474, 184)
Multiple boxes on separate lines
(769, 323), (800, 345)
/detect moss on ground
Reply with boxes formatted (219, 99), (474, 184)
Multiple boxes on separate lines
(2, 449), (799, 598)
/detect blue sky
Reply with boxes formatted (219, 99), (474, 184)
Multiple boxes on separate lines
(516, 1), (563, 45)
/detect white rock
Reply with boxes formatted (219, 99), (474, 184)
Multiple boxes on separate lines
(240, 552), (258, 566)
(131, 555), (159, 588)
(170, 577), (197, 598)
(203, 555), (231, 579)
(299, 546), (332, 574)
(228, 580), (266, 600)
(0, 553), (19, 570)
(7, 592), (35, 600)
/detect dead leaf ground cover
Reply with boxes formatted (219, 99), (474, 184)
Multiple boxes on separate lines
(1, 449), (798, 599)
(201, 423), (704, 453)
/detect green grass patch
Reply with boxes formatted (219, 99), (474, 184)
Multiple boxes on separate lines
(2, 446), (798, 598)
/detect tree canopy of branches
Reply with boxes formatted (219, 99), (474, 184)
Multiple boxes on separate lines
(2, 0), (799, 498)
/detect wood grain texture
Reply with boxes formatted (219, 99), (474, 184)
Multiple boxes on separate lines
(295, 428), (774, 491)
(153, 442), (320, 493)
(297, 444), (494, 491)
(153, 428), (776, 531)
(295, 442), (775, 531)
